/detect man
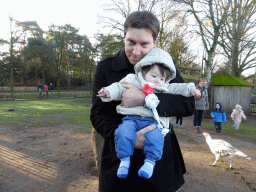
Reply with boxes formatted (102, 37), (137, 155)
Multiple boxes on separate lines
(90, 11), (195, 192)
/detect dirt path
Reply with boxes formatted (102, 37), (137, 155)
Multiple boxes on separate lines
(0, 123), (99, 192)
(175, 116), (256, 192)
(0, 115), (255, 191)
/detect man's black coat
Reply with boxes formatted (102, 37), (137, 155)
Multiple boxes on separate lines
(90, 49), (195, 192)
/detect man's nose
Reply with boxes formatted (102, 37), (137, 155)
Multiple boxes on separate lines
(132, 45), (142, 55)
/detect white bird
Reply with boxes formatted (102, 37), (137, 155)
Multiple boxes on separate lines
(202, 132), (251, 168)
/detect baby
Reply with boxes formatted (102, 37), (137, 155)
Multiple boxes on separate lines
(98, 48), (200, 179)
(231, 104), (246, 131)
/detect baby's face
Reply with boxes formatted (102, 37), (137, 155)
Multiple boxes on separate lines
(216, 104), (220, 109)
(236, 107), (241, 112)
(144, 65), (166, 86)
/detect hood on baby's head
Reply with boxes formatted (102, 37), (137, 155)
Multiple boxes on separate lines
(134, 48), (176, 84)
(235, 104), (242, 109)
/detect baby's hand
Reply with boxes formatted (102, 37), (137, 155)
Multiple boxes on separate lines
(190, 87), (201, 98)
(97, 88), (110, 98)
(212, 115), (215, 118)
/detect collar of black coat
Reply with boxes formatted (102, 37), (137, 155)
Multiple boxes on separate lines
(111, 49), (134, 72)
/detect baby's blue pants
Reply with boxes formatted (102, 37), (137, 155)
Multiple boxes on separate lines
(114, 115), (164, 161)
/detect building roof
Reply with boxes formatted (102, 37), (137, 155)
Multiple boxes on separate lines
(210, 71), (254, 87)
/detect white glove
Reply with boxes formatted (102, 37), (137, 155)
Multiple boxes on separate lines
(161, 128), (169, 137)
(144, 93), (159, 109)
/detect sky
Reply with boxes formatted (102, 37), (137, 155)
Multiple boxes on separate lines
(0, 0), (108, 44)
(1, 0), (255, 77)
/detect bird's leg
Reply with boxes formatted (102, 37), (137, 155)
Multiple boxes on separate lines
(211, 154), (220, 166)
(229, 158), (232, 169)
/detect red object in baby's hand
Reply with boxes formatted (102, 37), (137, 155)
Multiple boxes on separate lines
(142, 84), (154, 96)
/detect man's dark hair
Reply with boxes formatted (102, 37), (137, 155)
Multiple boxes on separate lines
(124, 11), (160, 41)
(142, 63), (173, 82)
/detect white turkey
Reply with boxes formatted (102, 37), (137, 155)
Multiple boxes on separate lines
(202, 132), (251, 168)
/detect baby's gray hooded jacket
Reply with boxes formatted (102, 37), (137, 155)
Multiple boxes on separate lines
(100, 48), (195, 130)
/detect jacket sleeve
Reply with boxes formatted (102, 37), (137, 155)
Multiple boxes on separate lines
(223, 113), (227, 122)
(155, 66), (195, 117)
(90, 63), (123, 140)
(167, 82), (195, 97)
(231, 110), (235, 118)
(205, 95), (209, 110)
(242, 112), (247, 120)
(101, 82), (126, 102)
(101, 74), (135, 102)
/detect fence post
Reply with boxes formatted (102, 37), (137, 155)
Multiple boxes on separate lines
(91, 128), (104, 173)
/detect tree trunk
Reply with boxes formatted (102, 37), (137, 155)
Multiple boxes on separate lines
(204, 52), (214, 118)
(204, 85), (213, 119)
(42, 61), (46, 86)
(10, 36), (14, 100)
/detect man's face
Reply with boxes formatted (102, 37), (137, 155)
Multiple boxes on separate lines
(124, 28), (156, 66)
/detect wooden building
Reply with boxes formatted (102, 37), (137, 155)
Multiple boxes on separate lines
(210, 71), (254, 114)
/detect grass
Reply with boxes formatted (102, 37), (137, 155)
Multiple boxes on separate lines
(0, 90), (92, 100)
(0, 98), (93, 132)
(202, 118), (256, 144)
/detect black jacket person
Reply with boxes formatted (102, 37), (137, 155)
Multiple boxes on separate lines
(90, 48), (195, 192)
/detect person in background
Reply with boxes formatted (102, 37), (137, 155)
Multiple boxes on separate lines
(210, 102), (226, 133)
(39, 88), (42, 98)
(90, 11), (195, 192)
(231, 104), (247, 131)
(175, 116), (183, 128)
(193, 78), (209, 133)
(50, 83), (54, 97)
(45, 85), (49, 98)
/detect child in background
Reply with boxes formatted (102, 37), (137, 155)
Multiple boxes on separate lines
(175, 116), (183, 128)
(210, 102), (226, 133)
(39, 88), (42, 98)
(45, 85), (49, 98)
(231, 104), (247, 131)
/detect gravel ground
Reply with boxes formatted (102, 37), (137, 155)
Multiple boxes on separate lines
(0, 115), (255, 191)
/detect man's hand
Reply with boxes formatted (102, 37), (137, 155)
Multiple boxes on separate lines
(121, 84), (146, 108)
(134, 124), (156, 149)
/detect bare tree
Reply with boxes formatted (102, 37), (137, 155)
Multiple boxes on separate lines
(219, 0), (256, 78)
(98, 0), (186, 43)
(167, 27), (198, 72)
(98, 0), (159, 35)
(173, 0), (232, 82)
(97, 0), (198, 64)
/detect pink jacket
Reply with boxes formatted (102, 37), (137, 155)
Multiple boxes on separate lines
(231, 109), (246, 122)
